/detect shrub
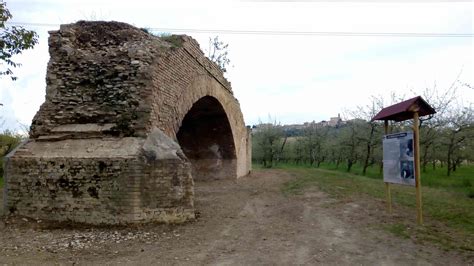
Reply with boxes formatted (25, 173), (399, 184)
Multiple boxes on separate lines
(0, 131), (24, 178)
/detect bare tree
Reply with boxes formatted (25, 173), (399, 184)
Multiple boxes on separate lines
(348, 96), (383, 175)
(207, 36), (231, 73)
(441, 105), (473, 176)
(339, 120), (363, 172)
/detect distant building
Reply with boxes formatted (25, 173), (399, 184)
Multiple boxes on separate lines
(328, 113), (342, 127)
(252, 114), (345, 135)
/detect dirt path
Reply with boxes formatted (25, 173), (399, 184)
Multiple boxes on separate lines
(0, 169), (470, 265)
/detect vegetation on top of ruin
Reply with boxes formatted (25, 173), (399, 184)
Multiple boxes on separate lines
(206, 36), (231, 73)
(139, 29), (231, 73)
(139, 28), (184, 48)
(160, 34), (184, 48)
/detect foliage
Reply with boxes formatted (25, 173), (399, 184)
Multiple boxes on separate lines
(385, 223), (410, 239)
(0, 0), (38, 80)
(0, 129), (21, 156)
(252, 84), (474, 182)
(160, 34), (183, 48)
(274, 161), (474, 198)
(140, 28), (182, 48)
(439, 105), (474, 176)
(0, 130), (23, 186)
(207, 36), (231, 73)
(252, 120), (286, 168)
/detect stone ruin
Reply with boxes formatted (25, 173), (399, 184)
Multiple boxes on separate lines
(3, 21), (251, 224)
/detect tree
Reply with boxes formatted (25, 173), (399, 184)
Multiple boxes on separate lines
(440, 105), (473, 176)
(0, 129), (23, 176)
(348, 97), (383, 175)
(290, 137), (305, 164)
(302, 124), (327, 167)
(417, 81), (458, 172)
(207, 36), (231, 73)
(1, 0), (38, 81)
(339, 119), (364, 172)
(252, 120), (285, 168)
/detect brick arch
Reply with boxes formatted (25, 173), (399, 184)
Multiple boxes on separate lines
(169, 75), (249, 179)
(176, 95), (237, 180)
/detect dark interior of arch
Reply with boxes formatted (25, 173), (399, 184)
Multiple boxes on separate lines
(177, 96), (237, 181)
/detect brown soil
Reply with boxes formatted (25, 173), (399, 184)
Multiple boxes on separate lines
(0, 169), (471, 265)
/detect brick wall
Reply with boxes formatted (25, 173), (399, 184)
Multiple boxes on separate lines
(4, 135), (194, 224)
(4, 21), (249, 225)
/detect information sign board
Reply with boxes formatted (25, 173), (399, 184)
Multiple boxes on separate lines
(383, 132), (415, 186)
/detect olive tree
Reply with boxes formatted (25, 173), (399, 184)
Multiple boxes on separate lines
(252, 121), (285, 168)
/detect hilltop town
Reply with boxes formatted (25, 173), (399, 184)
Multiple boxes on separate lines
(251, 114), (345, 135)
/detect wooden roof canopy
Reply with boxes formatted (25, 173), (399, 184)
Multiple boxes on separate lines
(371, 96), (436, 122)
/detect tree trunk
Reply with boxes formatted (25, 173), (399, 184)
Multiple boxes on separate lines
(421, 140), (432, 173)
(347, 159), (353, 172)
(362, 126), (375, 176)
(276, 136), (288, 165)
(447, 134), (455, 176)
(447, 156), (451, 176)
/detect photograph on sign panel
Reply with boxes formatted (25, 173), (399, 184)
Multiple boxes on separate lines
(399, 138), (414, 159)
(400, 160), (414, 180)
(383, 132), (415, 186)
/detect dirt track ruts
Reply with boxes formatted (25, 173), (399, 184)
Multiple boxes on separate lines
(0, 169), (470, 265)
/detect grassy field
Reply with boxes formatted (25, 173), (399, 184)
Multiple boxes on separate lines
(278, 165), (474, 252)
(271, 162), (474, 199)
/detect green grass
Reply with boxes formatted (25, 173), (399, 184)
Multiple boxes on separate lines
(279, 166), (474, 252)
(385, 223), (410, 239)
(265, 162), (474, 198)
(160, 35), (183, 47)
(0, 176), (3, 188)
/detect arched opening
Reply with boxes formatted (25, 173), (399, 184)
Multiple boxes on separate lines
(177, 96), (237, 180)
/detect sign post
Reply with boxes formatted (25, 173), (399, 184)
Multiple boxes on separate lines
(413, 112), (423, 225)
(384, 120), (392, 214)
(372, 96), (435, 226)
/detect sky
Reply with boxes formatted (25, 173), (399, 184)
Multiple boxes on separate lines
(0, 0), (473, 132)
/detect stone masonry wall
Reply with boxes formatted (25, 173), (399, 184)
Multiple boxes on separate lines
(5, 21), (249, 225)
(30, 21), (160, 138)
(4, 133), (194, 225)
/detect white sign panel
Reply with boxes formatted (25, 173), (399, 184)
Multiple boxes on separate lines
(383, 131), (415, 186)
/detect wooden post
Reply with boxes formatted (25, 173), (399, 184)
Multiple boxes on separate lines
(384, 120), (392, 214)
(413, 112), (423, 225)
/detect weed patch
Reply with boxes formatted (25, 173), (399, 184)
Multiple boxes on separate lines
(385, 223), (410, 239)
